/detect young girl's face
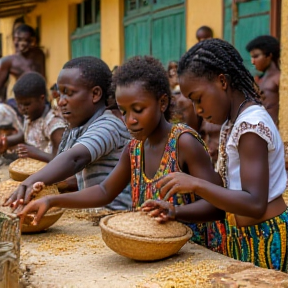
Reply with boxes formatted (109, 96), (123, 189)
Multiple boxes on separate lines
(179, 73), (230, 125)
(116, 82), (164, 141)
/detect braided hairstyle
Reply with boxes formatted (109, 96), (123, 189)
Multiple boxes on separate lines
(63, 56), (112, 105)
(178, 38), (261, 102)
(112, 55), (172, 120)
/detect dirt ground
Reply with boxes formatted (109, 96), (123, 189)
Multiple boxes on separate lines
(1, 161), (288, 288)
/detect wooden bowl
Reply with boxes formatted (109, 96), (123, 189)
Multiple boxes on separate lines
(99, 212), (192, 261)
(9, 158), (47, 181)
(0, 179), (64, 233)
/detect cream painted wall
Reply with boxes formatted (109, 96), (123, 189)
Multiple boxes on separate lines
(186, 0), (223, 49)
(101, 0), (123, 69)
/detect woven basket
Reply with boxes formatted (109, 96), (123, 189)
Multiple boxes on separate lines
(0, 179), (64, 233)
(99, 212), (192, 261)
(9, 158), (47, 181)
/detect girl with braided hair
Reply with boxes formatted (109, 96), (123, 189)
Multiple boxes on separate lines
(143, 38), (288, 272)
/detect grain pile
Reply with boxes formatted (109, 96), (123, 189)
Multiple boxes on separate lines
(136, 258), (225, 288)
(0, 179), (64, 232)
(9, 158), (46, 181)
(100, 212), (192, 261)
(106, 212), (188, 238)
(137, 258), (288, 288)
(21, 232), (105, 256)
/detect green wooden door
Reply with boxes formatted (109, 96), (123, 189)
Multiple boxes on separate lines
(224, 0), (270, 75)
(124, 0), (185, 67)
(71, 0), (101, 59)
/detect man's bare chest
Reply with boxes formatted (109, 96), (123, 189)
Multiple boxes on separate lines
(10, 56), (36, 78)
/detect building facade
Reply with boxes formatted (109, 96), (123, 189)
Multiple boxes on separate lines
(0, 0), (285, 138)
(0, 0), (223, 88)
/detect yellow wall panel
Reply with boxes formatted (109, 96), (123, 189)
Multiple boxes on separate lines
(279, 0), (288, 141)
(101, 0), (123, 69)
(186, 0), (223, 49)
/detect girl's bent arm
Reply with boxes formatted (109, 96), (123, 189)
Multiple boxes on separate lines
(175, 133), (225, 222)
(160, 132), (269, 219)
(195, 132), (269, 218)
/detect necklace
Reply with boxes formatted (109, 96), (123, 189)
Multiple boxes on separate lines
(218, 98), (251, 188)
(230, 98), (250, 125)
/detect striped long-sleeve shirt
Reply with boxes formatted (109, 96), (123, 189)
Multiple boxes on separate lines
(60, 109), (132, 210)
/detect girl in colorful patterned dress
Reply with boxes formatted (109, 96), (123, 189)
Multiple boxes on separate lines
(16, 55), (224, 247)
(144, 39), (288, 272)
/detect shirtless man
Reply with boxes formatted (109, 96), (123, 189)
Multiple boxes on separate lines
(246, 35), (280, 126)
(0, 24), (45, 102)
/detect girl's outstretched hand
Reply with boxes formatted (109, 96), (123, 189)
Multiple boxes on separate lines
(141, 199), (176, 223)
(17, 197), (51, 228)
(156, 172), (197, 201)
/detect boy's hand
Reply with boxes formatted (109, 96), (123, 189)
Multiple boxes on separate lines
(141, 199), (176, 223)
(17, 197), (51, 228)
(0, 135), (8, 154)
(3, 183), (34, 211)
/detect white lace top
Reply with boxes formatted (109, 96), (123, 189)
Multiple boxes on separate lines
(216, 105), (286, 202)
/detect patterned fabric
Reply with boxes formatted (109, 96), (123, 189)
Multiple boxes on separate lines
(0, 103), (22, 131)
(129, 123), (209, 245)
(208, 209), (288, 272)
(24, 105), (66, 153)
(214, 105), (288, 272)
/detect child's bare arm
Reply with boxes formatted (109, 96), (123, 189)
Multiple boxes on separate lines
(16, 144), (53, 162)
(174, 133), (225, 222)
(4, 144), (132, 210)
(0, 57), (12, 101)
(0, 130), (24, 153)
(158, 133), (270, 219)
(142, 133), (225, 223)
(4, 143), (92, 207)
(16, 146), (132, 221)
(178, 133), (222, 185)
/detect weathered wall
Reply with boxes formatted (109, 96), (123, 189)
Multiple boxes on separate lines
(101, 0), (123, 69)
(186, 0), (223, 49)
(279, 0), (288, 141)
(28, 0), (81, 87)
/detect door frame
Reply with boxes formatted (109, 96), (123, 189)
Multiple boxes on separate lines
(222, 0), (282, 43)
